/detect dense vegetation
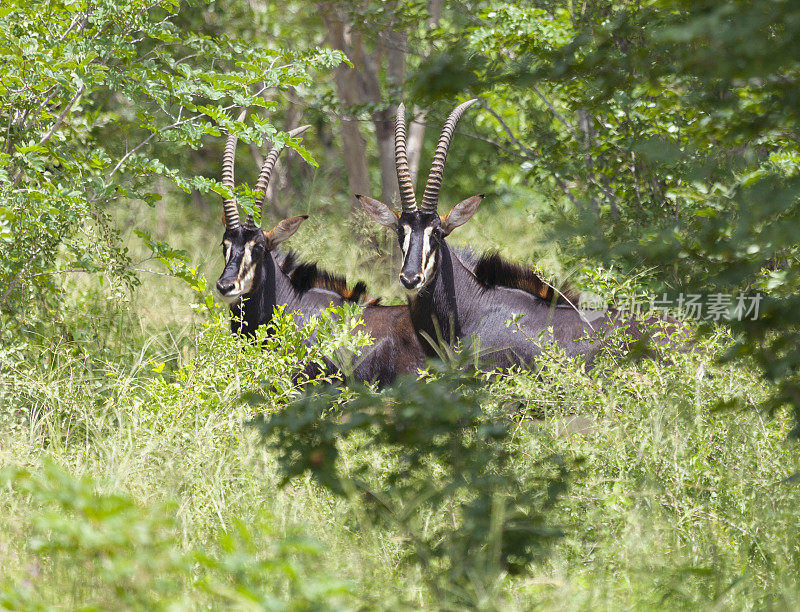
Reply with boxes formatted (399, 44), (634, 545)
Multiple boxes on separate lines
(1, 0), (799, 609)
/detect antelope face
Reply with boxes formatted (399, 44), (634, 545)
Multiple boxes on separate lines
(215, 108), (312, 305)
(216, 225), (268, 303)
(215, 215), (308, 304)
(355, 99), (482, 297)
(396, 211), (444, 293)
(357, 194), (484, 296)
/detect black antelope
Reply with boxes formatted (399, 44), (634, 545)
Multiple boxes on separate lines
(215, 113), (424, 385)
(357, 101), (682, 369)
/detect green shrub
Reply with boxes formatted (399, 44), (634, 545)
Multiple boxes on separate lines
(0, 460), (351, 610)
(252, 360), (570, 608)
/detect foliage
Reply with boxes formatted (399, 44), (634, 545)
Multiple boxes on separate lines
(0, 202), (798, 607)
(0, 283), (369, 609)
(252, 360), (568, 607)
(489, 339), (800, 609)
(1, 0), (800, 609)
(0, 0), (341, 319)
(1, 274), (373, 439)
(0, 460), (351, 609)
(405, 0), (800, 437)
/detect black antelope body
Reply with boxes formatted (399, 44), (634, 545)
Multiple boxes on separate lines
(215, 113), (424, 385)
(357, 101), (682, 369)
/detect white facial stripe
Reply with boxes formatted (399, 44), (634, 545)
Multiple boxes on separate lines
(401, 224), (411, 257)
(237, 266), (255, 294)
(223, 240), (232, 263)
(423, 249), (437, 281)
(420, 227), (435, 281)
(228, 240), (256, 296)
(421, 227), (432, 261)
(236, 240), (256, 286)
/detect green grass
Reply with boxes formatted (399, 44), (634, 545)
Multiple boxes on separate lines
(1, 195), (799, 609)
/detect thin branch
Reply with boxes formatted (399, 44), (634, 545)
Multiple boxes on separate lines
(472, 98), (585, 210)
(3, 108), (17, 155)
(130, 267), (179, 277)
(476, 97), (537, 157)
(34, 84), (86, 148)
(19, 86), (61, 135)
(554, 174), (583, 211)
(457, 130), (534, 160)
(532, 84), (578, 139)
(19, 84), (86, 173)
(58, 10), (90, 42)
(0, 246), (43, 303)
(458, 127), (592, 209)
(106, 100), (247, 180)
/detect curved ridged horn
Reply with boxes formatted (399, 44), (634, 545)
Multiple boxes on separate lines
(420, 99), (478, 213)
(394, 103), (417, 212)
(221, 109), (248, 229)
(254, 124), (312, 229)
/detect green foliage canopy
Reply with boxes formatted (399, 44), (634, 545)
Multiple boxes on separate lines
(0, 0), (341, 319)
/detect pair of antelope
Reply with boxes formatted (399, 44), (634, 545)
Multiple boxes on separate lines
(215, 101), (673, 386)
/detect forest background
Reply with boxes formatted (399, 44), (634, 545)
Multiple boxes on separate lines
(1, 0), (800, 609)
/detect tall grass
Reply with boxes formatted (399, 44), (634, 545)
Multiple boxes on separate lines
(1, 193), (798, 609)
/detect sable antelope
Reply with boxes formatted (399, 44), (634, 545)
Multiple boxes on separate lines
(356, 101), (682, 369)
(215, 113), (424, 385)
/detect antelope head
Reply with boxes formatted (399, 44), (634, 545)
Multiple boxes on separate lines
(356, 100), (483, 294)
(216, 111), (311, 303)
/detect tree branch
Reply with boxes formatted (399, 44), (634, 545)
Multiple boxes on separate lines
(11, 84), (87, 187)
(477, 98), (537, 157)
(0, 245), (43, 304)
(474, 98), (584, 211)
(532, 84), (578, 139)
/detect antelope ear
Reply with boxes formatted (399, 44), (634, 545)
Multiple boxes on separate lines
(441, 194), (484, 234)
(264, 215), (308, 248)
(355, 194), (399, 228)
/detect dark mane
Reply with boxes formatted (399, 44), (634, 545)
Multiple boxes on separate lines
(473, 252), (579, 306)
(277, 249), (298, 275)
(280, 250), (372, 304)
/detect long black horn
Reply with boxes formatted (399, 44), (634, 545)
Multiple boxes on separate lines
(254, 124), (311, 229)
(221, 109), (247, 229)
(420, 99), (478, 213)
(395, 103), (417, 212)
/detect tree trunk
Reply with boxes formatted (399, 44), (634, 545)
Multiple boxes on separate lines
(338, 118), (371, 203)
(374, 106), (399, 205)
(320, 3), (372, 204)
(407, 107), (427, 187)
(577, 108), (599, 215)
(406, 2), (442, 188)
(374, 26), (406, 205)
(428, 0), (442, 24)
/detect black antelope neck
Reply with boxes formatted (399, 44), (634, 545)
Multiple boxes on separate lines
(408, 241), (483, 352)
(229, 249), (344, 337)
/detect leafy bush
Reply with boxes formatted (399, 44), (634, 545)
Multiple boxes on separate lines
(252, 361), (569, 608)
(493, 338), (800, 609)
(0, 0), (341, 319)
(0, 460), (351, 609)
